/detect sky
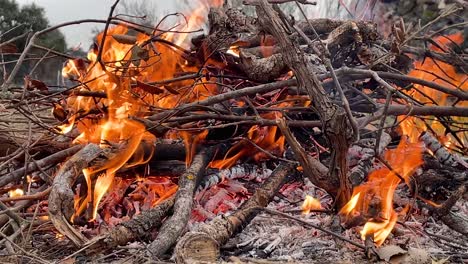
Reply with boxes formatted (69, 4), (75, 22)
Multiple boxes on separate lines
(13, 0), (355, 50)
(15, 0), (177, 49)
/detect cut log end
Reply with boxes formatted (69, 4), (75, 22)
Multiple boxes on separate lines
(174, 232), (220, 263)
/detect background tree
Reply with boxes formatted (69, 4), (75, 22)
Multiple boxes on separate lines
(0, 0), (67, 84)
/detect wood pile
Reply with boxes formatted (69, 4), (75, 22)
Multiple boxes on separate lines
(0, 0), (466, 263)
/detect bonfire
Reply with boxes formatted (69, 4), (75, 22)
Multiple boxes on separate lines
(0, 0), (466, 263)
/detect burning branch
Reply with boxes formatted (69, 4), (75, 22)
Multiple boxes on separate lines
(0, 0), (466, 261)
(48, 144), (103, 246)
(147, 146), (218, 258)
(252, 0), (353, 207)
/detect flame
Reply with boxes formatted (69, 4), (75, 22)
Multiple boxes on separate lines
(8, 188), (24, 198)
(226, 46), (240, 57)
(340, 192), (360, 217)
(62, 59), (81, 79)
(301, 195), (322, 214)
(60, 0), (229, 222)
(210, 122), (286, 169)
(210, 98), (304, 169)
(57, 115), (76, 134)
(340, 139), (423, 246)
(163, 0), (223, 47)
(399, 33), (467, 149)
(180, 130), (209, 166)
(341, 33), (465, 245)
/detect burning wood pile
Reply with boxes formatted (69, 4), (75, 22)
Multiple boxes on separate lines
(0, 0), (466, 263)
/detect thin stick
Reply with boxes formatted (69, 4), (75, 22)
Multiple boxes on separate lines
(258, 207), (366, 250)
(95, 0), (121, 68)
(0, 230), (50, 264)
(0, 187), (51, 203)
(374, 91), (393, 156)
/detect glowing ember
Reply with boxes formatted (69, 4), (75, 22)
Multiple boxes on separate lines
(301, 195), (322, 214)
(8, 188), (24, 198)
(340, 139), (423, 246)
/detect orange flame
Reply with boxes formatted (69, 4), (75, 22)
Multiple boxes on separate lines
(210, 122), (286, 169)
(60, 0), (230, 222)
(56, 115), (76, 134)
(340, 139), (423, 246)
(399, 33), (467, 149)
(209, 97), (304, 169)
(341, 33), (465, 246)
(301, 195), (322, 214)
(226, 46), (240, 57)
(163, 0), (223, 47)
(8, 188), (24, 198)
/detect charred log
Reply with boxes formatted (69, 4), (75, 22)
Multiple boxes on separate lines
(48, 144), (102, 247)
(174, 162), (295, 263)
(85, 194), (175, 253)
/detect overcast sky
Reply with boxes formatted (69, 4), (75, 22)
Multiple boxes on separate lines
(13, 0), (355, 50)
(15, 0), (177, 49)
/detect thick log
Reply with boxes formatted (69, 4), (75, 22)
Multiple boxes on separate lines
(147, 146), (217, 258)
(48, 144), (102, 247)
(440, 212), (468, 236)
(152, 140), (187, 160)
(174, 162), (295, 263)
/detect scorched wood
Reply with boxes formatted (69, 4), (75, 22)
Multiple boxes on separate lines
(48, 144), (102, 247)
(252, 0), (353, 207)
(174, 162), (295, 263)
(147, 146), (217, 258)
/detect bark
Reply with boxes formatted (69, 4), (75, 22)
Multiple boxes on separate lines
(0, 145), (83, 188)
(48, 144), (103, 247)
(440, 213), (468, 236)
(239, 50), (287, 82)
(276, 119), (332, 192)
(254, 0), (353, 206)
(434, 186), (468, 236)
(86, 195), (175, 253)
(174, 162), (295, 263)
(147, 146), (217, 258)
